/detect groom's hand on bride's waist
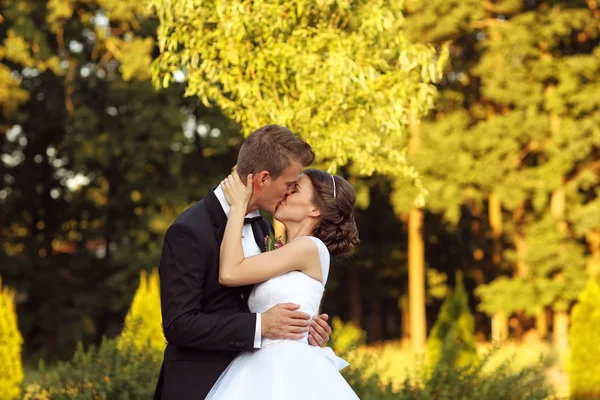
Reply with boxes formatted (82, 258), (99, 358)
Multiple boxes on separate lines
(261, 303), (311, 340)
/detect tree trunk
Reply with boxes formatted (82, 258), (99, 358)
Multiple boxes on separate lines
(545, 86), (571, 351)
(536, 308), (548, 340)
(348, 268), (362, 328)
(550, 185), (569, 352)
(553, 311), (569, 353)
(514, 233), (529, 277)
(550, 184), (565, 221)
(489, 192), (508, 341)
(408, 207), (426, 352)
(586, 230), (600, 277)
(486, 17), (510, 342)
(491, 312), (508, 343)
(408, 109), (427, 352)
(511, 202), (528, 341)
(489, 192), (503, 265)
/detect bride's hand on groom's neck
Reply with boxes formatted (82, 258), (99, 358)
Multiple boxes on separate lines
(221, 171), (253, 210)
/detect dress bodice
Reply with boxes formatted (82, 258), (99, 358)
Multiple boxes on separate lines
(247, 236), (330, 347)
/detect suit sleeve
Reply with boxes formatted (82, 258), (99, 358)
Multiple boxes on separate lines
(160, 222), (257, 351)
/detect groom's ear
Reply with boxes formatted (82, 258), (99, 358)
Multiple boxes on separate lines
(256, 171), (270, 187)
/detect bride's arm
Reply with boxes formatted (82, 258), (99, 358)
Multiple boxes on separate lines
(220, 234), (318, 286)
(219, 172), (320, 287)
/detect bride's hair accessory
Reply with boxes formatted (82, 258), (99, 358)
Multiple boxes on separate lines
(303, 169), (359, 256)
(331, 175), (337, 199)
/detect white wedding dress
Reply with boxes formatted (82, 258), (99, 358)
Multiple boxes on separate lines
(205, 236), (359, 399)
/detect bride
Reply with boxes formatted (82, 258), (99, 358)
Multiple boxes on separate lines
(206, 169), (360, 399)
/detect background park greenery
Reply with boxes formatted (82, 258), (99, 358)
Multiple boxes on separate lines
(1, 0), (600, 398)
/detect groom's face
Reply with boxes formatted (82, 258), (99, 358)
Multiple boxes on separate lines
(256, 160), (303, 214)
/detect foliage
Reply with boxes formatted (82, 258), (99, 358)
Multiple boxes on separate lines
(400, 0), (600, 331)
(568, 278), (600, 399)
(330, 316), (365, 354)
(0, 277), (23, 400)
(329, 317), (399, 399)
(477, 212), (588, 317)
(0, 0), (242, 359)
(150, 0), (449, 205)
(118, 269), (164, 353)
(332, 318), (556, 399)
(466, 1), (600, 319)
(22, 336), (161, 400)
(394, 330), (556, 400)
(426, 276), (477, 368)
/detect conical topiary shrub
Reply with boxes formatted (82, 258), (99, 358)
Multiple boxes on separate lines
(568, 278), (600, 399)
(0, 277), (24, 400)
(426, 274), (477, 368)
(119, 268), (164, 353)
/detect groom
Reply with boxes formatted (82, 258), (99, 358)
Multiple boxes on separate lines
(154, 124), (333, 399)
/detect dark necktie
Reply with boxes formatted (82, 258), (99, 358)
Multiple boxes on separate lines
(244, 216), (263, 225)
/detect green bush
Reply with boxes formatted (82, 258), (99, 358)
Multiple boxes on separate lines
(568, 278), (600, 399)
(0, 277), (24, 400)
(426, 274), (477, 368)
(397, 330), (557, 400)
(25, 317), (556, 400)
(119, 269), (165, 354)
(332, 318), (556, 400)
(23, 336), (161, 400)
(341, 353), (398, 400)
(329, 317), (397, 399)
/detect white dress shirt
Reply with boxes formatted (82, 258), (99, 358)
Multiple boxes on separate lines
(214, 186), (263, 349)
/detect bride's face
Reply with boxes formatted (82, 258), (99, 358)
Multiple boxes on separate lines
(273, 175), (319, 224)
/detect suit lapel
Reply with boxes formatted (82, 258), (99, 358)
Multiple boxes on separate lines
(215, 224), (226, 244)
(204, 189), (256, 302)
(204, 189), (227, 243)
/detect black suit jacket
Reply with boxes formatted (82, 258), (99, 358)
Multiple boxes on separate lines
(153, 190), (272, 400)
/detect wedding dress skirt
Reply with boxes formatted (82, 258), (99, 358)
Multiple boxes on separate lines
(205, 339), (358, 399)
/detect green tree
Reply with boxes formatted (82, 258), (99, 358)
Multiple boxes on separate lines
(0, 277), (23, 400)
(390, 0), (488, 350)
(402, 0), (599, 344)
(118, 269), (164, 353)
(150, 0), (448, 204)
(472, 1), (598, 345)
(426, 274), (477, 368)
(568, 278), (600, 399)
(0, 0), (241, 359)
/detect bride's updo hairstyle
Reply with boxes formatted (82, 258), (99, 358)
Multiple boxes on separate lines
(303, 169), (360, 256)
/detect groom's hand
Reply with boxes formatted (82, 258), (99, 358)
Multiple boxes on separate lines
(262, 303), (311, 340)
(308, 313), (331, 347)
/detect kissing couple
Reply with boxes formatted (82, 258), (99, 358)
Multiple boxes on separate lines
(154, 124), (360, 399)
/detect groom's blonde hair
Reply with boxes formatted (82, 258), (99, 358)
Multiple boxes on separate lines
(237, 124), (314, 179)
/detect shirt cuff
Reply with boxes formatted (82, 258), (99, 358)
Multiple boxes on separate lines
(254, 313), (262, 349)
